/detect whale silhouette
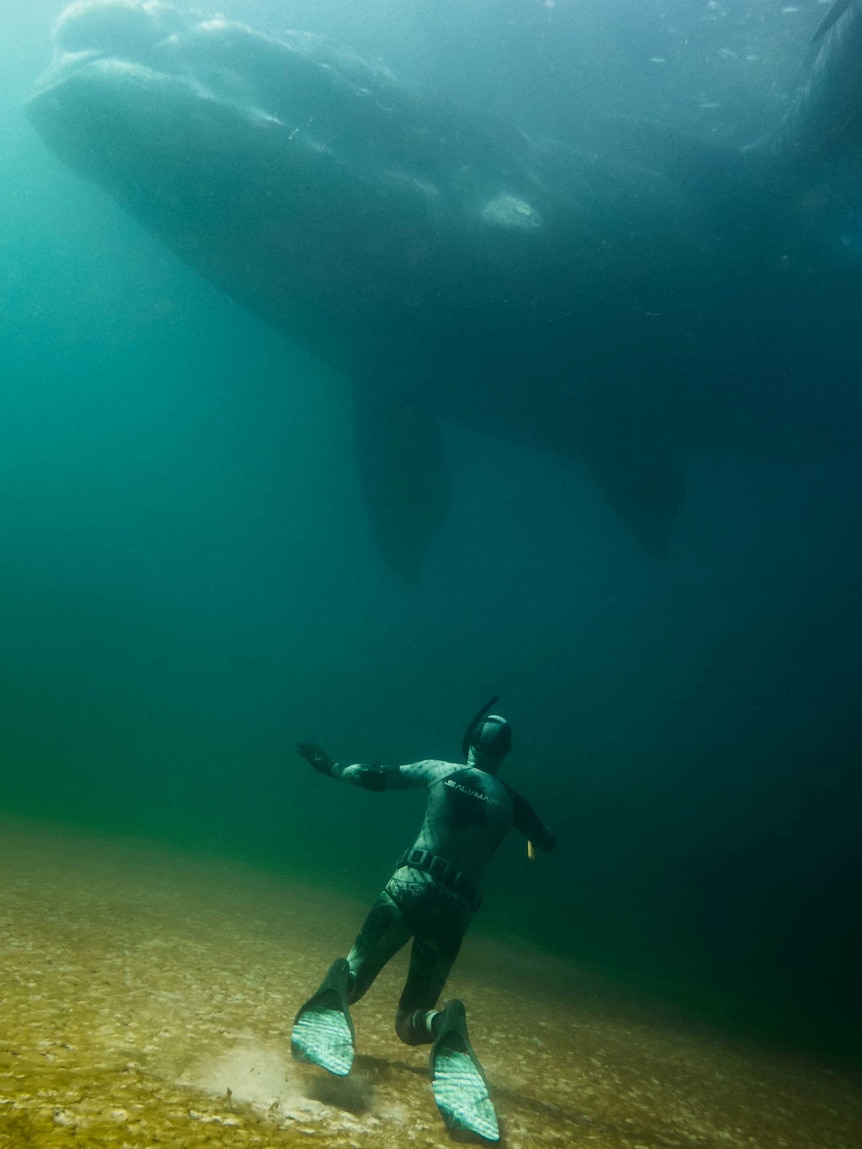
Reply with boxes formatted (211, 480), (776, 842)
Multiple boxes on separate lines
(25, 0), (862, 577)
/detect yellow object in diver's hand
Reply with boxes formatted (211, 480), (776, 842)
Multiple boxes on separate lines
(527, 840), (536, 860)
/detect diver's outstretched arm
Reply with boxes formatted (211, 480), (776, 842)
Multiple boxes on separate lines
(295, 742), (403, 792)
(296, 745), (453, 792)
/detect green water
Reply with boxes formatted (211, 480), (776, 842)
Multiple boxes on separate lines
(1, 0), (860, 1082)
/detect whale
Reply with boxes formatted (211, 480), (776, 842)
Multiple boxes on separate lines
(25, 0), (862, 577)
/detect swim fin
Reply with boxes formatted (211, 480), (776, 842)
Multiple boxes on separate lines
(430, 999), (499, 1142)
(290, 957), (355, 1076)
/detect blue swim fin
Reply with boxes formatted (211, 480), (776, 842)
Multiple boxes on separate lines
(430, 999), (499, 1142)
(290, 958), (355, 1076)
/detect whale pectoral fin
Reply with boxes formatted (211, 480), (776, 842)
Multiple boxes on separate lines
(585, 448), (685, 558)
(352, 383), (451, 581)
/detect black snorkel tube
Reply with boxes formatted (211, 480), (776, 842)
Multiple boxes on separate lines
(461, 695), (499, 758)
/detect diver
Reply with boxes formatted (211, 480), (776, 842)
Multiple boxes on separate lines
(290, 698), (556, 1142)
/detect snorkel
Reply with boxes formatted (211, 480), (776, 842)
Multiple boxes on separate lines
(461, 695), (499, 759)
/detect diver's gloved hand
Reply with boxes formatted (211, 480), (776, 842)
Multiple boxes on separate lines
(296, 741), (335, 774)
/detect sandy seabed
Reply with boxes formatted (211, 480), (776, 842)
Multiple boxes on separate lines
(0, 818), (859, 1149)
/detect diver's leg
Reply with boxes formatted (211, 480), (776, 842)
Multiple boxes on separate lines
(346, 886), (412, 1003)
(291, 884), (411, 1075)
(394, 928), (465, 1045)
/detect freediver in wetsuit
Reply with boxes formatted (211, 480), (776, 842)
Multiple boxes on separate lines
(290, 700), (555, 1141)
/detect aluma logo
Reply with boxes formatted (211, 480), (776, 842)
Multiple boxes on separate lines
(445, 778), (489, 801)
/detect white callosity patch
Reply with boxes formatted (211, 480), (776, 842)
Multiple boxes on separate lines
(480, 193), (542, 230)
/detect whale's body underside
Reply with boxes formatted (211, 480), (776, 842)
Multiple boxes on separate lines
(26, 0), (862, 576)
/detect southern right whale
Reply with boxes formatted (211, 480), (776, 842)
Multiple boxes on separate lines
(24, 0), (862, 577)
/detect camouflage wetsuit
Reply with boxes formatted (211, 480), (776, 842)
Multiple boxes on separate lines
(320, 755), (556, 1045)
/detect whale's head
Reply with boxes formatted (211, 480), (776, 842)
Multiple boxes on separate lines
(27, 0), (437, 182)
(25, 1), (548, 355)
